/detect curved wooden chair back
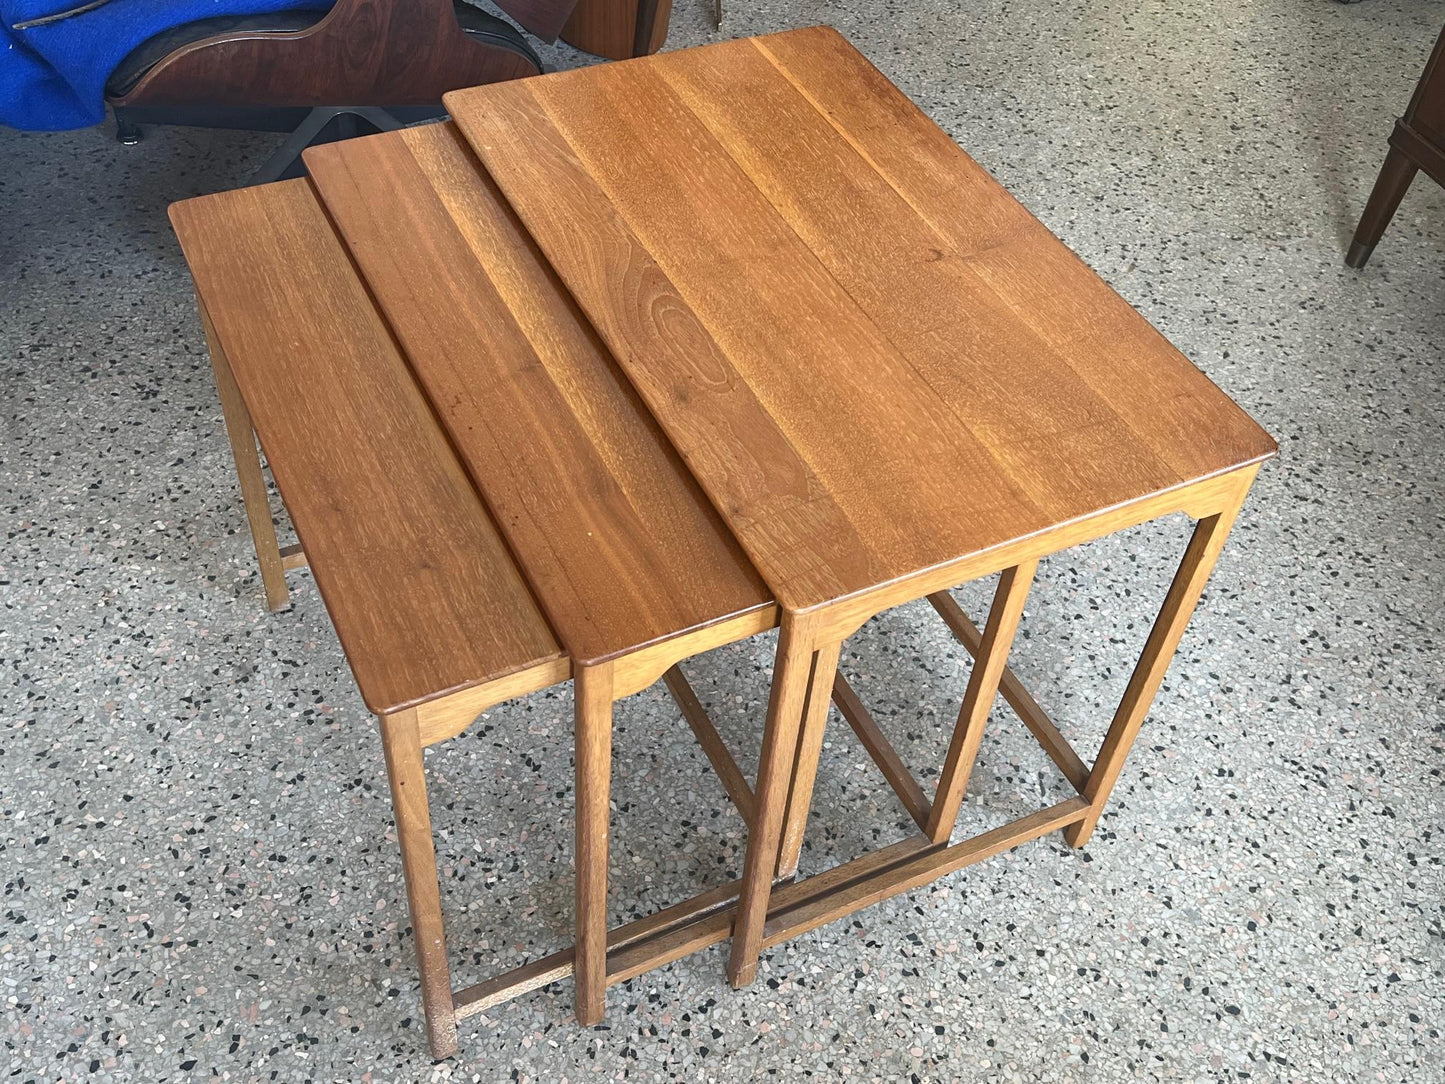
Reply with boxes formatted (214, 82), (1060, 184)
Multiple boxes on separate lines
(110, 0), (553, 109)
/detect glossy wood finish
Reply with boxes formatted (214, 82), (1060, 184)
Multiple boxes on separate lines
(305, 123), (788, 1030)
(303, 125), (771, 670)
(447, 26), (1276, 616)
(447, 26), (1275, 989)
(113, 0), (542, 109)
(561, 0), (673, 60)
(170, 180), (564, 716)
(176, 27), (1276, 1056)
(174, 174), (773, 1054)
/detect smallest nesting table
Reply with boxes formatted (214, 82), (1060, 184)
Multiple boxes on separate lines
(171, 25), (1274, 1059)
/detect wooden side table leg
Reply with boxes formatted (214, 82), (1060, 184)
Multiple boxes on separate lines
(775, 639), (844, 878)
(925, 560), (1038, 843)
(379, 709), (459, 1059)
(727, 613), (822, 989)
(1064, 488), (1251, 849)
(1346, 145), (1417, 268)
(199, 304), (290, 612)
(573, 663), (615, 1026)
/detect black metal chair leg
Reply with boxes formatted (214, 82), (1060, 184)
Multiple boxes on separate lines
(250, 106), (407, 184)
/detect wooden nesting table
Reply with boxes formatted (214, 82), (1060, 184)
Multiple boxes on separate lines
(171, 25), (1275, 1059)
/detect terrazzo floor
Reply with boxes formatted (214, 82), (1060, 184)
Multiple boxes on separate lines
(2, 0), (1442, 1081)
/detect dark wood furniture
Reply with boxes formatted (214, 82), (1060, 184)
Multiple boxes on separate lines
(1347, 23), (1445, 267)
(170, 27), (1274, 1060)
(560, 0), (673, 60)
(107, 0), (559, 178)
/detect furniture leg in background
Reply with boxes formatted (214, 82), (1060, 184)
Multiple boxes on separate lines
(1347, 23), (1445, 267)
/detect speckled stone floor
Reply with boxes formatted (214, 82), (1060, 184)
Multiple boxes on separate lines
(2, 0), (1442, 1081)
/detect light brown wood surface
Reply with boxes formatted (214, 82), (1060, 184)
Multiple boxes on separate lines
(380, 708), (459, 1056)
(170, 180), (565, 715)
(304, 124), (771, 668)
(174, 26), (1278, 1054)
(447, 26), (1276, 614)
(572, 662), (614, 1025)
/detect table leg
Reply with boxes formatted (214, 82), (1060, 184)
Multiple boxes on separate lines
(573, 663), (615, 1025)
(775, 639), (844, 878)
(1065, 491), (1250, 848)
(379, 709), (459, 1059)
(200, 304), (289, 613)
(727, 612), (822, 988)
(926, 560), (1038, 843)
(1346, 144), (1417, 268)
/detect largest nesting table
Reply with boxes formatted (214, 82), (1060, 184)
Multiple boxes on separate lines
(170, 25), (1275, 1059)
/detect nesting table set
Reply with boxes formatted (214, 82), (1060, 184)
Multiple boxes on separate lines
(170, 27), (1275, 1059)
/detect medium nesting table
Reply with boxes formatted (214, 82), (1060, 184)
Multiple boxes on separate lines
(171, 25), (1274, 1059)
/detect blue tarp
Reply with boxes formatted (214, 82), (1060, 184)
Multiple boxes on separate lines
(2, 0), (318, 131)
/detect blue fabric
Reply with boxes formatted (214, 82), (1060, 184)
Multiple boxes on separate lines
(2, 0), (320, 131)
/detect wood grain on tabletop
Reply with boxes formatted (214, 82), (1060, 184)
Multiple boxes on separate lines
(445, 26), (1276, 612)
(304, 124), (770, 666)
(169, 180), (564, 715)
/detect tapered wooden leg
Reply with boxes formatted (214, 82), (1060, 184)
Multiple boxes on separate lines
(379, 709), (458, 1059)
(1346, 145), (1417, 268)
(727, 613), (821, 989)
(200, 304), (289, 612)
(925, 561), (1038, 843)
(574, 663), (614, 1026)
(775, 639), (844, 878)
(1065, 490), (1250, 848)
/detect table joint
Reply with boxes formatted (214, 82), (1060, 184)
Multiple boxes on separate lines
(279, 542), (308, 571)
